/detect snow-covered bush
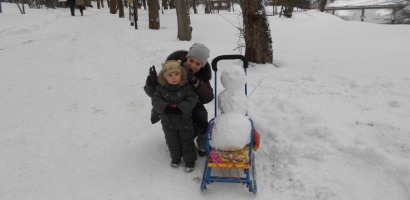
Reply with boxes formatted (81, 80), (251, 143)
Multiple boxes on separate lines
(394, 5), (410, 24)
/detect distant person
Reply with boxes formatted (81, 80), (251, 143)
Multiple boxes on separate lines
(67, 0), (75, 16)
(76, 0), (85, 16)
(151, 60), (198, 172)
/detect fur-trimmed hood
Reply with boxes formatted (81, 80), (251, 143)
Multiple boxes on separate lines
(157, 65), (189, 87)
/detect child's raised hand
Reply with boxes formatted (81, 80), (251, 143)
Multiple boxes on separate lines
(149, 66), (157, 82)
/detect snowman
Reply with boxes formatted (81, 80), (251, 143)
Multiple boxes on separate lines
(210, 66), (252, 152)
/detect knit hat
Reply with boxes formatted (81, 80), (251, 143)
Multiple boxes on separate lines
(162, 60), (182, 77)
(186, 43), (210, 68)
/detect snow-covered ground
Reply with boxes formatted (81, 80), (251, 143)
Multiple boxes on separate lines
(1, 3), (410, 200)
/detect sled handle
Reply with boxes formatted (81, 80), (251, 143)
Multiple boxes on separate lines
(211, 55), (248, 72)
(211, 55), (249, 118)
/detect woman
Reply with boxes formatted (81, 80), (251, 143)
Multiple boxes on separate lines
(144, 43), (213, 156)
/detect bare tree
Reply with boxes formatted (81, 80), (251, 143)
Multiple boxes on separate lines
(148, 0), (160, 29)
(109, 0), (117, 14)
(192, 0), (198, 14)
(141, 0), (147, 9)
(318, 0), (327, 12)
(175, 0), (192, 41)
(240, 0), (273, 64)
(394, 5), (410, 24)
(118, 0), (125, 17)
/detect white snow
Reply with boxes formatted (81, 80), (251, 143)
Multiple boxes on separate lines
(1, 2), (410, 200)
(210, 113), (251, 151)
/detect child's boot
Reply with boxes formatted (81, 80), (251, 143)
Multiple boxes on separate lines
(185, 162), (195, 172)
(171, 159), (181, 168)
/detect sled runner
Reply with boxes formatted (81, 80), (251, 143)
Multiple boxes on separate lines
(200, 55), (258, 194)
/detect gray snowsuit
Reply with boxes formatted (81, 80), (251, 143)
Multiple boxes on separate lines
(151, 68), (198, 163)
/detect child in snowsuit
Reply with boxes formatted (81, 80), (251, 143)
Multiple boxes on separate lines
(151, 60), (198, 172)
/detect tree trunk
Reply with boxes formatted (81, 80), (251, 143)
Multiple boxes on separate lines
(142, 0), (147, 9)
(109, 0), (117, 13)
(175, 0), (192, 41)
(192, 0), (197, 14)
(319, 0), (327, 12)
(241, 0), (273, 64)
(148, 0), (160, 29)
(118, 0), (125, 17)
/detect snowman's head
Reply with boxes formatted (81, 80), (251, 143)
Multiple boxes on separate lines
(221, 66), (246, 91)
